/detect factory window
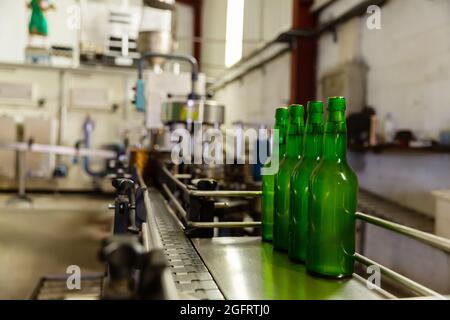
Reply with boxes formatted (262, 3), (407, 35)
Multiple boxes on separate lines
(225, 0), (244, 68)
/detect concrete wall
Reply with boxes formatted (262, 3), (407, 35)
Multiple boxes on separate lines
(0, 64), (141, 190)
(215, 54), (291, 126)
(316, 0), (450, 217)
(203, 0), (293, 126)
(201, 0), (228, 78)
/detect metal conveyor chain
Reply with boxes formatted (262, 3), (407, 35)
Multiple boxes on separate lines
(148, 189), (224, 300)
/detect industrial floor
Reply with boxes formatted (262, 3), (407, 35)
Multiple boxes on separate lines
(0, 193), (112, 299)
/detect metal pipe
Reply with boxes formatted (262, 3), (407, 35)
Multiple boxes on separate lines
(0, 142), (116, 158)
(356, 212), (450, 254)
(355, 253), (446, 299)
(190, 190), (262, 198)
(210, 46), (291, 92)
(141, 222), (151, 252)
(82, 117), (106, 178)
(174, 174), (192, 180)
(56, 70), (67, 165)
(143, 0), (176, 11)
(162, 166), (262, 198)
(142, 189), (162, 250)
(352, 273), (397, 299)
(161, 166), (189, 193)
(160, 197), (187, 231)
(161, 183), (188, 223)
(188, 221), (261, 229)
(17, 150), (26, 197)
(214, 202), (230, 209)
(138, 52), (199, 98)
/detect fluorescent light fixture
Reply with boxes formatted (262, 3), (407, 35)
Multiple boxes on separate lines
(225, 0), (244, 68)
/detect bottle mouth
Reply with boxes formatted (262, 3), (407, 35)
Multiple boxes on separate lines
(327, 97), (347, 112)
(307, 101), (324, 114)
(275, 107), (289, 123)
(288, 104), (305, 118)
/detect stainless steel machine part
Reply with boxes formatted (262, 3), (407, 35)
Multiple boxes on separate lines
(189, 221), (261, 229)
(200, 100), (225, 125)
(0, 142), (116, 158)
(160, 100), (225, 125)
(141, 185), (179, 299)
(161, 182), (261, 229)
(144, 188), (224, 299)
(161, 100), (200, 123)
(138, 52), (199, 98)
(137, 31), (173, 65)
(191, 237), (393, 300)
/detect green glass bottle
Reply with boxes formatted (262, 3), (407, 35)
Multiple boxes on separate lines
(273, 105), (305, 251)
(307, 97), (358, 278)
(289, 101), (324, 262)
(261, 108), (289, 242)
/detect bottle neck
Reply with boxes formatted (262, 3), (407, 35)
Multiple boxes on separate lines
(323, 112), (347, 161)
(273, 122), (287, 161)
(286, 120), (304, 159)
(303, 122), (324, 160)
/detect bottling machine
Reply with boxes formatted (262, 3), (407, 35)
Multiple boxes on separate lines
(28, 0), (450, 301)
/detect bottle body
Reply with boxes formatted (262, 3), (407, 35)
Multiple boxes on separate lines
(273, 157), (298, 250)
(262, 108), (288, 242)
(262, 171), (275, 241)
(289, 105), (324, 262)
(306, 97), (358, 278)
(307, 160), (358, 277)
(273, 105), (304, 251)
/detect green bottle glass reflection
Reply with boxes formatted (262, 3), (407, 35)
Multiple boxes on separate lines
(262, 108), (289, 242)
(289, 101), (324, 262)
(307, 97), (358, 278)
(273, 105), (305, 251)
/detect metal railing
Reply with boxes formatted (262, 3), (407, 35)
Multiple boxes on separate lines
(138, 177), (179, 300)
(355, 253), (445, 299)
(162, 166), (262, 198)
(356, 212), (450, 254)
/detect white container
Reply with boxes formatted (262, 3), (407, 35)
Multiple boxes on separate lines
(432, 190), (450, 239)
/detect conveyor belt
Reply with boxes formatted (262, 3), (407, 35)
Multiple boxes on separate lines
(192, 237), (395, 300)
(148, 189), (224, 300)
(149, 187), (443, 300)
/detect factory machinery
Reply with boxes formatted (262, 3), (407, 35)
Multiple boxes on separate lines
(21, 0), (450, 301)
(30, 86), (450, 300)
